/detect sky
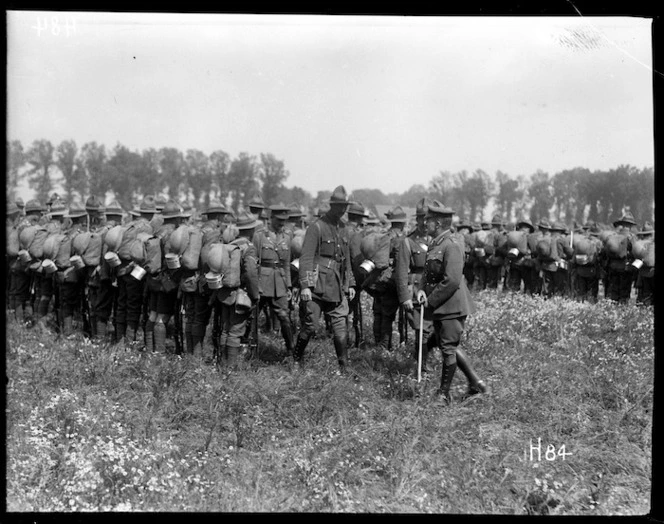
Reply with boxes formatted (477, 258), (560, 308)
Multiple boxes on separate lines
(7, 12), (655, 202)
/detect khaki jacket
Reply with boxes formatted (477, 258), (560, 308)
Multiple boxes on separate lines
(419, 229), (476, 320)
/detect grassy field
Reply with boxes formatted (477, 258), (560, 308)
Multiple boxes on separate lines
(6, 291), (654, 514)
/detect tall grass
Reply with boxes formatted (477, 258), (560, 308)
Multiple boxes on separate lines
(6, 291), (653, 513)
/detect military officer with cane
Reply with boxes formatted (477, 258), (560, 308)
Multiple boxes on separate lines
(417, 202), (488, 405)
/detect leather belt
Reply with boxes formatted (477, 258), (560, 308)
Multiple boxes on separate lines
(260, 260), (284, 268)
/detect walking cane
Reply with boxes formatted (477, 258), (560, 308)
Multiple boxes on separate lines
(417, 304), (424, 383)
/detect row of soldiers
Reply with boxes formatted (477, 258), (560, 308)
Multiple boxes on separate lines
(5, 189), (654, 400)
(452, 213), (655, 305)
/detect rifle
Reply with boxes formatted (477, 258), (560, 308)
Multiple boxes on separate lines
(81, 282), (92, 338)
(398, 305), (405, 345)
(173, 291), (184, 355)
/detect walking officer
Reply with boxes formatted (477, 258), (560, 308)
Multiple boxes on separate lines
(417, 202), (487, 405)
(294, 185), (356, 372)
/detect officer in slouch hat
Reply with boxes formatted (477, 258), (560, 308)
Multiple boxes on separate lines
(294, 185), (356, 372)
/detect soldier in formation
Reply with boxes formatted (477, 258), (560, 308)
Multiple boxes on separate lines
(7, 189), (653, 398)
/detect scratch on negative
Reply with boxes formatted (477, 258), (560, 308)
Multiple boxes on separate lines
(566, 0), (661, 78)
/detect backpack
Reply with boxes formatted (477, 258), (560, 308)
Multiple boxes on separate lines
(168, 224), (203, 270)
(605, 233), (628, 259)
(633, 239), (655, 267)
(55, 231), (79, 269)
(573, 237), (597, 265)
(536, 236), (557, 262)
(104, 225), (125, 253)
(360, 231), (391, 269)
(42, 232), (66, 261)
(129, 232), (162, 274)
(118, 221), (153, 261)
(204, 239), (246, 288)
(19, 225), (50, 260)
(7, 226), (20, 257)
(506, 231), (528, 257)
(290, 230), (306, 259)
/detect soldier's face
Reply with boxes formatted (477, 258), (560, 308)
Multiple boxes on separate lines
(271, 217), (286, 231)
(425, 217), (437, 235)
(328, 203), (348, 220)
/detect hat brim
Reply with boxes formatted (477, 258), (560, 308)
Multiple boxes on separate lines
(65, 213), (87, 219)
(237, 220), (260, 230)
(49, 210), (67, 216)
(613, 220), (637, 227)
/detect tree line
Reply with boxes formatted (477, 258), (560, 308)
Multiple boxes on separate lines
(7, 139), (654, 226)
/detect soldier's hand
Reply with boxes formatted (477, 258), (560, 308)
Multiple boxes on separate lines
(348, 287), (356, 302)
(416, 290), (428, 307)
(287, 288), (293, 301)
(402, 299), (414, 312)
(300, 287), (312, 302)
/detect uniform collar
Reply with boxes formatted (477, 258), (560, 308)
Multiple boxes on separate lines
(432, 229), (451, 245)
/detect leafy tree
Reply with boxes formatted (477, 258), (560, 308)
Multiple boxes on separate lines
(139, 148), (161, 197)
(209, 150), (230, 204)
(276, 185), (313, 210)
(495, 171), (522, 223)
(80, 142), (110, 200)
(106, 144), (142, 210)
(184, 149), (211, 209)
(26, 139), (56, 204)
(56, 140), (87, 203)
(350, 188), (391, 208)
(463, 169), (494, 222)
(158, 147), (185, 199)
(429, 171), (460, 210)
(623, 166), (654, 224)
(227, 153), (259, 212)
(7, 140), (26, 201)
(259, 153), (289, 206)
(528, 170), (553, 224)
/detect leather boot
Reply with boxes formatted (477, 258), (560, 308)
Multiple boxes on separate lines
(126, 325), (136, 349)
(456, 347), (489, 396)
(437, 362), (457, 405)
(115, 323), (126, 344)
(62, 315), (74, 337)
(192, 336), (204, 357)
(154, 320), (167, 353)
(36, 296), (50, 321)
(281, 320), (294, 357)
(333, 335), (348, 372)
(226, 345), (239, 369)
(293, 335), (309, 367)
(96, 320), (107, 341)
(144, 320), (155, 352)
(15, 304), (24, 324)
(185, 325), (194, 355)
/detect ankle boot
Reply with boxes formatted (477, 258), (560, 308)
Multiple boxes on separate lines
(154, 320), (166, 353)
(456, 348), (489, 395)
(185, 326), (194, 354)
(333, 334), (348, 371)
(437, 362), (457, 405)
